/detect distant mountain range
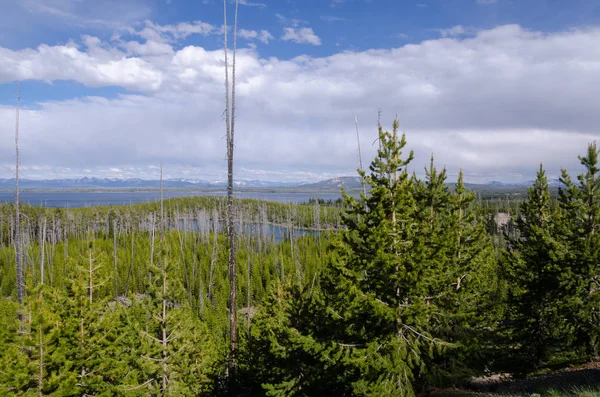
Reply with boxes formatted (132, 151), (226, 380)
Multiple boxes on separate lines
(0, 177), (297, 189)
(481, 179), (562, 188)
(296, 176), (563, 190)
(0, 176), (562, 190)
(298, 176), (364, 190)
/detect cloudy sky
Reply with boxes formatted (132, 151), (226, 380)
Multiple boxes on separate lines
(0, 0), (599, 183)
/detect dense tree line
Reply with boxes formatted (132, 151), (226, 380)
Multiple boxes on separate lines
(1, 123), (600, 395)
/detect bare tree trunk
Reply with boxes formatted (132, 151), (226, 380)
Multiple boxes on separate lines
(160, 162), (164, 234)
(89, 245), (94, 304)
(196, 231), (205, 316)
(50, 214), (56, 280)
(113, 220), (118, 298)
(64, 224), (68, 259)
(156, 173), (169, 394)
(177, 228), (191, 304)
(280, 245), (285, 283)
(288, 211), (296, 281)
(223, 0), (240, 373)
(161, 253), (168, 394)
(247, 239), (251, 336)
(40, 217), (46, 285)
(208, 212), (218, 302)
(355, 116), (367, 197)
(15, 81), (23, 305)
(124, 229), (135, 295)
(150, 212), (155, 276)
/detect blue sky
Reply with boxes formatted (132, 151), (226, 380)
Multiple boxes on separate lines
(0, 0), (599, 182)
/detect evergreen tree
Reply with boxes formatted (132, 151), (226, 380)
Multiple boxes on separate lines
(242, 281), (352, 396)
(423, 170), (498, 385)
(558, 143), (600, 360)
(244, 121), (497, 395)
(0, 292), (43, 395)
(135, 234), (218, 396)
(502, 164), (573, 373)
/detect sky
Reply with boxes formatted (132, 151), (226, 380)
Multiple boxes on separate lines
(0, 0), (599, 183)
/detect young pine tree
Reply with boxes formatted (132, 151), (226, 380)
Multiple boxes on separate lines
(136, 233), (218, 396)
(245, 120), (494, 396)
(502, 164), (573, 373)
(422, 170), (498, 386)
(0, 289), (56, 395)
(558, 143), (600, 360)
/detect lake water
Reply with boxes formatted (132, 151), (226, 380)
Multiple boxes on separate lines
(0, 190), (350, 208)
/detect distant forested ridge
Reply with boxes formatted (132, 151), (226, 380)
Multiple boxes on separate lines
(1, 123), (600, 396)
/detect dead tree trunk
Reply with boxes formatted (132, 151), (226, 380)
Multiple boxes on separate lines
(355, 116), (367, 197)
(160, 162), (164, 234)
(223, 0), (240, 373)
(161, 254), (168, 394)
(159, 162), (168, 395)
(208, 211), (218, 302)
(89, 244), (94, 304)
(39, 217), (46, 285)
(246, 237), (251, 336)
(113, 220), (118, 298)
(124, 228), (135, 296)
(15, 81), (23, 305)
(195, 231), (205, 316)
(150, 212), (155, 284)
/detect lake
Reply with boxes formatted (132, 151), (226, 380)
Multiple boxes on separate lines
(0, 190), (351, 208)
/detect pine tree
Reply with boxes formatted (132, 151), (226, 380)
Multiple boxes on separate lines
(422, 170), (498, 385)
(558, 143), (600, 360)
(245, 121), (488, 396)
(0, 295), (38, 394)
(240, 281), (349, 396)
(502, 164), (573, 373)
(135, 233), (218, 396)
(325, 120), (434, 396)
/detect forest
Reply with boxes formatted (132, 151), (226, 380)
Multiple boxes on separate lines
(1, 120), (600, 396)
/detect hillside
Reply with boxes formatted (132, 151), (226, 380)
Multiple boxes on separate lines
(298, 176), (364, 190)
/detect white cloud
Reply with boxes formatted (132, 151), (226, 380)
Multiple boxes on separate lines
(0, 41), (163, 91)
(258, 30), (274, 43)
(122, 40), (175, 57)
(238, 29), (274, 43)
(238, 0), (267, 7)
(1, 24), (600, 182)
(135, 20), (216, 42)
(239, 29), (258, 39)
(435, 25), (477, 37)
(275, 14), (307, 28)
(282, 27), (322, 45)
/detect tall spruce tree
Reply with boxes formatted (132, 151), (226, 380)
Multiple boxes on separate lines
(244, 120), (497, 396)
(422, 170), (498, 385)
(502, 164), (572, 373)
(558, 143), (600, 360)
